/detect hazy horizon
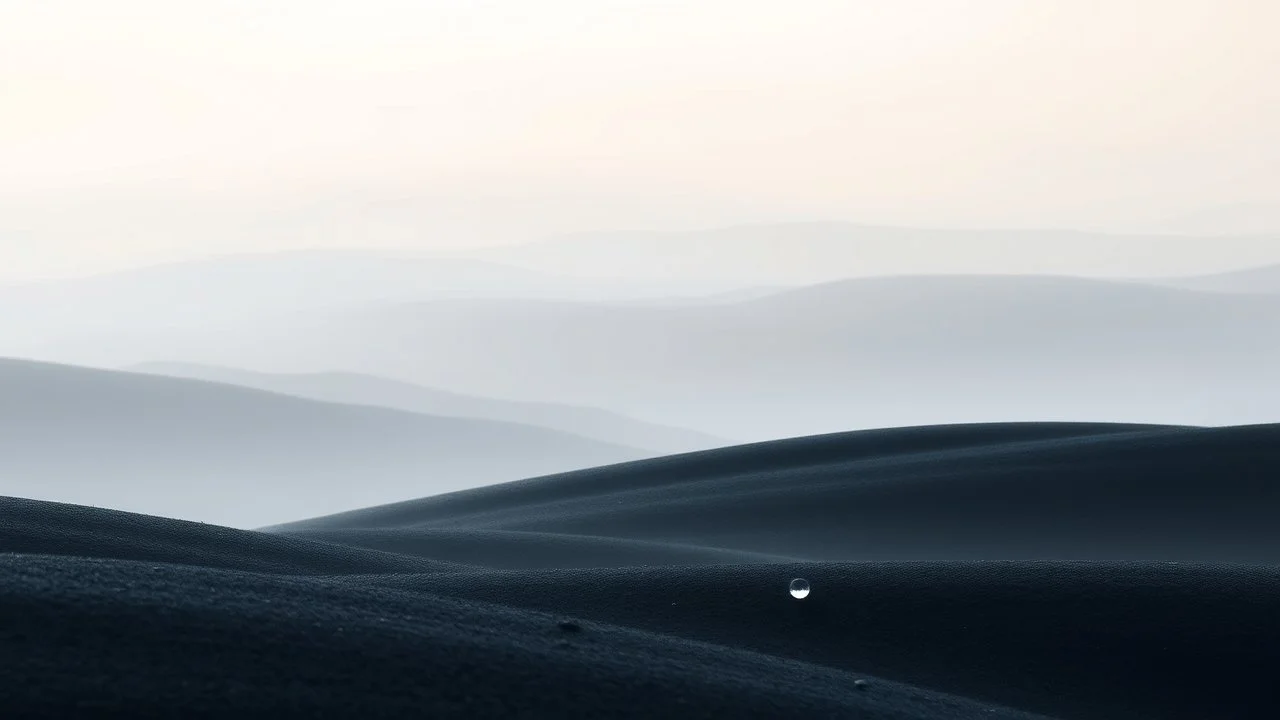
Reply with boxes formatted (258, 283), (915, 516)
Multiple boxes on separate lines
(4, 0), (1280, 525)
(4, 4), (1279, 716)
(4, 0), (1279, 280)
(3, 221), (1280, 285)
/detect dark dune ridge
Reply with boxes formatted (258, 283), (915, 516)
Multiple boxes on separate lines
(0, 496), (460, 575)
(4, 421), (1279, 718)
(273, 421), (1280, 565)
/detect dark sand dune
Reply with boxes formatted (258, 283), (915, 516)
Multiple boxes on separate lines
(0, 496), (458, 575)
(0, 553), (1046, 720)
(274, 422), (1280, 565)
(367, 562), (1280, 720)
(288, 527), (798, 569)
(4, 421), (1278, 718)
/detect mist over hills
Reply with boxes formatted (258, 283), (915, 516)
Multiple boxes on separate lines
(59, 273), (1278, 440)
(6, 230), (1280, 719)
(125, 362), (728, 454)
(7, 0), (1279, 711)
(468, 222), (1280, 285)
(0, 248), (710, 342)
(0, 358), (645, 527)
(4, 226), (1279, 489)
(1152, 262), (1280, 294)
(6, 223), (1280, 350)
(1142, 202), (1280, 236)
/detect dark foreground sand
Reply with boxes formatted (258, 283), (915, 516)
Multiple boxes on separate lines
(4, 422), (1279, 718)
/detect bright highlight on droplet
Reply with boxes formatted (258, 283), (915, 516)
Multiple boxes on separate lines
(789, 577), (811, 599)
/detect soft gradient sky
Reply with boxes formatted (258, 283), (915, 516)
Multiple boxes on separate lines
(2, 0), (1278, 279)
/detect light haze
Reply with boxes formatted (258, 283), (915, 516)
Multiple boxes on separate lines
(2, 0), (1278, 279)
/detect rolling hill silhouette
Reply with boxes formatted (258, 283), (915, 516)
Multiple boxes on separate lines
(5, 421), (1278, 719)
(272, 421), (1280, 565)
(0, 358), (645, 527)
(471, 222), (1280, 284)
(1154, 262), (1280, 293)
(124, 274), (1280, 440)
(0, 249), (712, 362)
(125, 362), (727, 454)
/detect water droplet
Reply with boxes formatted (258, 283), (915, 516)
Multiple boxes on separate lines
(789, 577), (811, 599)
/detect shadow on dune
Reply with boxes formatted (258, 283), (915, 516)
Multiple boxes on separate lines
(4, 421), (1279, 719)
(272, 422), (1280, 565)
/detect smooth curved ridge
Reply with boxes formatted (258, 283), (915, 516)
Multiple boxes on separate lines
(4, 421), (1279, 719)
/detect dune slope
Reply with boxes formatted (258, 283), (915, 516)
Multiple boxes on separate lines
(274, 422), (1280, 565)
(4, 421), (1278, 718)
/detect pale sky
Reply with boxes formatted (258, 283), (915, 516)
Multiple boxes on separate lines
(2, 0), (1278, 279)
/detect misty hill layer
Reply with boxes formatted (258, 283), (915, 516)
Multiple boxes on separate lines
(1154, 261), (1280, 294)
(102, 274), (1279, 440)
(126, 361), (727, 454)
(0, 358), (645, 527)
(470, 222), (1280, 284)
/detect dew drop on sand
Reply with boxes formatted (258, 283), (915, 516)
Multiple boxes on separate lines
(789, 578), (811, 599)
